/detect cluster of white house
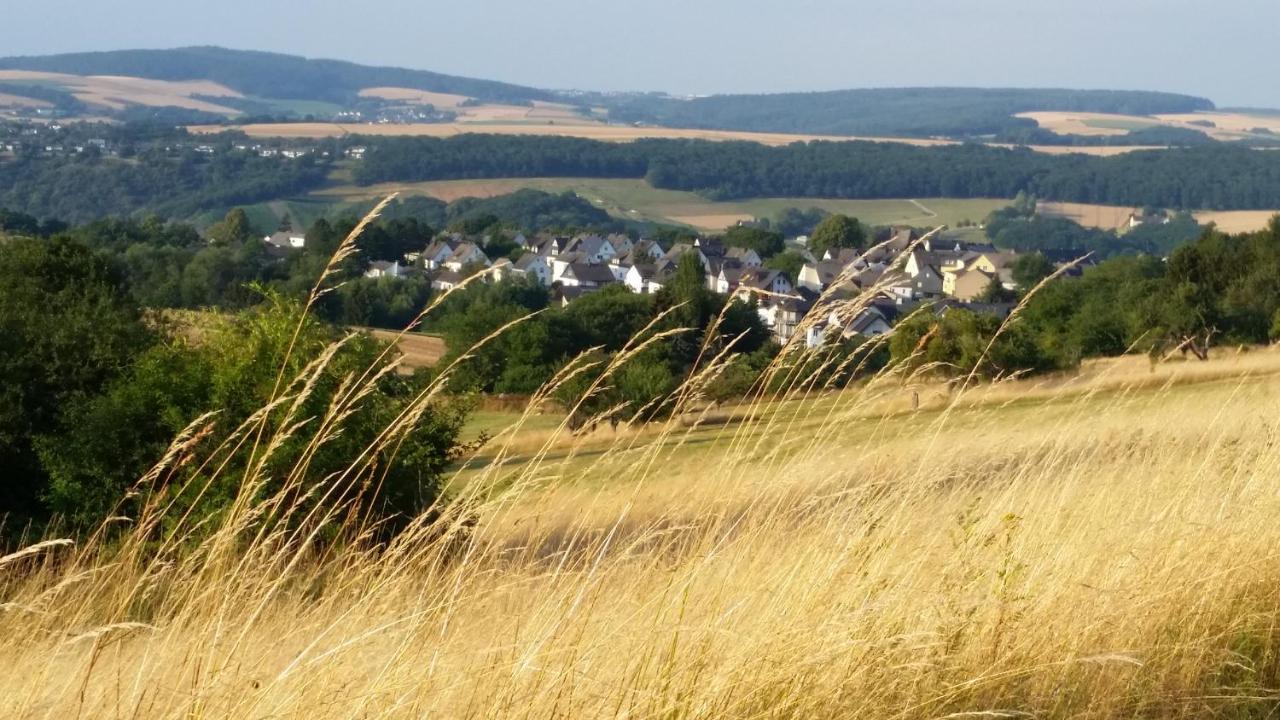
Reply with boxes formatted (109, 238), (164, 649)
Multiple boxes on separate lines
(265, 226), (1051, 348)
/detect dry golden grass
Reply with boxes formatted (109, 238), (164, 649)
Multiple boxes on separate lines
(0, 91), (52, 109)
(362, 328), (447, 370)
(1020, 109), (1280, 143)
(0, 70), (242, 114)
(5, 210), (1280, 718)
(358, 87), (472, 107)
(1039, 201), (1280, 234)
(356, 88), (596, 125)
(187, 121), (958, 146)
(189, 121), (1166, 156)
(1156, 112), (1280, 136)
(1015, 111), (1153, 136)
(1038, 200), (1137, 229)
(1194, 210), (1280, 233)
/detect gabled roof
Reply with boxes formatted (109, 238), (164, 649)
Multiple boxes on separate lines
(738, 268), (787, 292)
(719, 265), (745, 285)
(695, 237), (726, 256)
(826, 247), (862, 265)
(803, 260), (845, 287)
(628, 263), (658, 280)
(563, 262), (617, 284)
(432, 269), (465, 287)
(665, 242), (696, 260)
(423, 237), (458, 258)
(565, 234), (608, 256)
(513, 253), (547, 271)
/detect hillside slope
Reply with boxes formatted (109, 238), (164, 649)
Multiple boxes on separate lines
(0, 46), (552, 105)
(602, 87), (1216, 138)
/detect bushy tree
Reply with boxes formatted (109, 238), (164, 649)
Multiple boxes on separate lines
(40, 299), (468, 534)
(0, 236), (154, 527)
(723, 225), (785, 258)
(764, 250), (807, 283)
(206, 207), (254, 245)
(809, 214), (865, 258)
(1011, 252), (1055, 290)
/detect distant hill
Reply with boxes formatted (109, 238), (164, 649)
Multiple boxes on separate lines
(600, 87), (1216, 139)
(0, 46), (552, 105)
(0, 47), (1225, 141)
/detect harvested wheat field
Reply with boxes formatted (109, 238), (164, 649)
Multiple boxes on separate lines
(1037, 200), (1138, 229)
(0, 91), (52, 109)
(1155, 111), (1280, 136)
(190, 121), (1167, 156)
(317, 177), (1009, 230)
(1016, 110), (1158, 136)
(356, 88), (596, 125)
(1195, 209), (1280, 233)
(188, 120), (958, 146)
(0, 70), (242, 114)
(1039, 201), (1280, 233)
(8, 276), (1280, 719)
(362, 327), (447, 371)
(1019, 109), (1280, 143)
(358, 87), (472, 108)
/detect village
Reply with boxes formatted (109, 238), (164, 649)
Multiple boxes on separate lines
(265, 223), (1067, 348)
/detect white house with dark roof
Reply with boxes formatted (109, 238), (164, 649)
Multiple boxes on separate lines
(559, 262), (617, 288)
(513, 253), (552, 285)
(421, 238), (459, 270)
(733, 269), (794, 300)
(364, 260), (409, 279)
(442, 242), (490, 272)
(431, 270), (465, 292)
(264, 231), (306, 251)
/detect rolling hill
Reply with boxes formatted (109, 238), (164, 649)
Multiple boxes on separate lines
(0, 47), (1233, 143)
(0, 46), (551, 106)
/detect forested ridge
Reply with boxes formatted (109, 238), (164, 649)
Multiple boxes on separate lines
(353, 135), (1280, 210)
(600, 87), (1214, 138)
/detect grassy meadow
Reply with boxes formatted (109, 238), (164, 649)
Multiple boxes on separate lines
(316, 176), (1010, 231)
(7, 206), (1280, 719)
(6, 303), (1280, 717)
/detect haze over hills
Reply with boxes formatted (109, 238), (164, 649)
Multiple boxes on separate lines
(0, 46), (552, 105)
(0, 46), (1229, 141)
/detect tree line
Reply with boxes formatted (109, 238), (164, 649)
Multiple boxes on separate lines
(352, 135), (1280, 211)
(0, 144), (329, 223)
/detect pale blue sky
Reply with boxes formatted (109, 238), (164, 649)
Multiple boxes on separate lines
(1, 0), (1276, 106)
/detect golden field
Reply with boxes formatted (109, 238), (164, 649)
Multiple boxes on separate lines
(1019, 109), (1280, 143)
(7, 284), (1280, 718)
(1039, 200), (1280, 233)
(315, 176), (1008, 231)
(189, 120), (954, 147)
(0, 70), (242, 114)
(191, 120), (1166, 155)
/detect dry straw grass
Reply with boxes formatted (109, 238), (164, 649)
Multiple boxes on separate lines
(4, 207), (1280, 719)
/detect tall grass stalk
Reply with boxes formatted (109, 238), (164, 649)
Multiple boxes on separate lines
(4, 209), (1280, 718)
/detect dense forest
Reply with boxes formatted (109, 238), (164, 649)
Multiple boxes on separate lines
(600, 88), (1214, 138)
(353, 135), (1280, 210)
(0, 46), (551, 105)
(0, 148), (328, 223)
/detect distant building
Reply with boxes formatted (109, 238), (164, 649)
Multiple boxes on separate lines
(264, 232), (306, 251)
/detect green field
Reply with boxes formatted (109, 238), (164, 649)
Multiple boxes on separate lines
(1083, 117), (1160, 131)
(315, 177), (1011, 231)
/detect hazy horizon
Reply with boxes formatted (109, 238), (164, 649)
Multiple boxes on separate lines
(2, 0), (1277, 107)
